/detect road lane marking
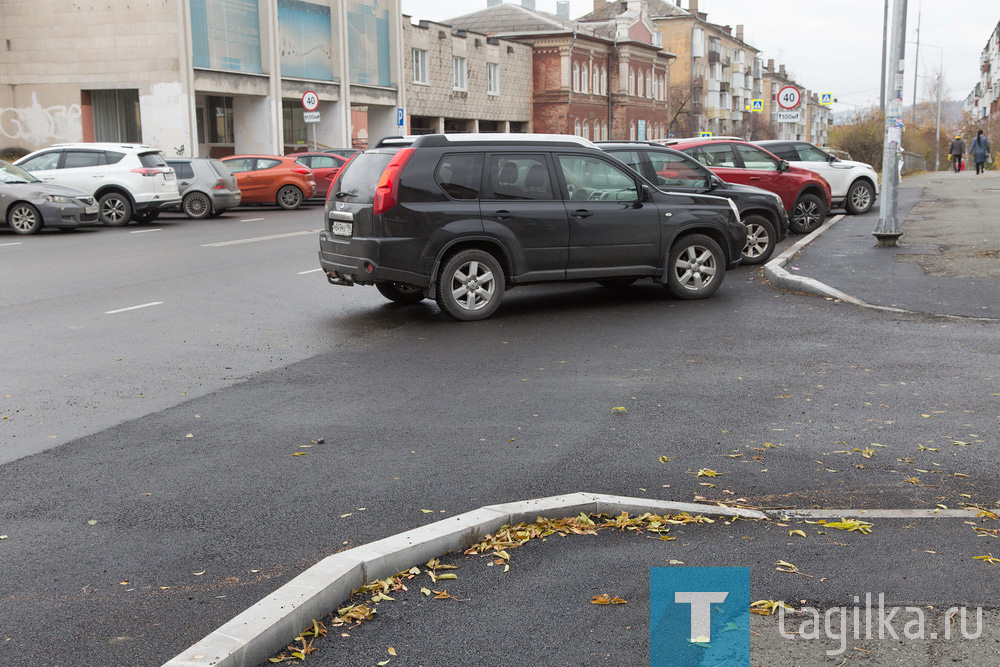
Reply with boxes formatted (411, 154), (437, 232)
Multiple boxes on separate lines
(202, 230), (318, 247)
(105, 302), (163, 314)
(240, 217), (266, 222)
(298, 268), (323, 275)
(129, 228), (162, 234)
(0, 242), (23, 246)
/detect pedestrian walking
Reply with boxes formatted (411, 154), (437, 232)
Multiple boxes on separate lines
(948, 135), (965, 173)
(970, 130), (991, 175)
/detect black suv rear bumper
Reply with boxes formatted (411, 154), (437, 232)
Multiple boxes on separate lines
(318, 232), (429, 287)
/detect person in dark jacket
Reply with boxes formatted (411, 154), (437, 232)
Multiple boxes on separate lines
(948, 135), (965, 172)
(970, 130), (991, 175)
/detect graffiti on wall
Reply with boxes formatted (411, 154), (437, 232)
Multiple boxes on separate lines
(0, 93), (82, 146)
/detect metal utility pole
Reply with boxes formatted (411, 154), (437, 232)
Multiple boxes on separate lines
(874, 0), (908, 246)
(880, 0), (889, 115)
(911, 1), (921, 125)
(935, 72), (942, 171)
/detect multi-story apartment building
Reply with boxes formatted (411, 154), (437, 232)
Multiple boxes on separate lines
(446, 0), (674, 141)
(0, 0), (404, 157)
(403, 18), (532, 135)
(642, 0), (760, 137)
(760, 60), (830, 146)
(964, 20), (1000, 120)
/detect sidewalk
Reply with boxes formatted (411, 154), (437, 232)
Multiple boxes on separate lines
(770, 170), (1000, 320)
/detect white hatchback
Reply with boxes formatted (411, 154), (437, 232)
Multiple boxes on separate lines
(755, 140), (880, 215)
(15, 143), (182, 225)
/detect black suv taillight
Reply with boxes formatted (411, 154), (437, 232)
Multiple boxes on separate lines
(373, 148), (415, 215)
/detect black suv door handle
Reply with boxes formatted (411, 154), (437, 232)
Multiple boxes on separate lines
(571, 209), (593, 218)
(493, 210), (512, 220)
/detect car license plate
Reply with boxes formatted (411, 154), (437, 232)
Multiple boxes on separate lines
(332, 221), (353, 236)
(85, 205), (98, 214)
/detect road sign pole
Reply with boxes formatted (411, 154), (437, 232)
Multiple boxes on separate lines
(874, 0), (908, 246)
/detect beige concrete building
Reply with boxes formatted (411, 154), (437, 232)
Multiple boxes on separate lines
(403, 18), (532, 134)
(0, 0), (405, 157)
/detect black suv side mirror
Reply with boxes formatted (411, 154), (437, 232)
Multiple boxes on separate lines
(708, 175), (722, 190)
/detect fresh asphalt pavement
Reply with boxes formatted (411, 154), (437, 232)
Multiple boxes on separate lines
(2, 190), (1000, 665)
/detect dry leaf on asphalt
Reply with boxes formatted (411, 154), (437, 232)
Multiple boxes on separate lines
(749, 600), (796, 615)
(591, 594), (611, 605)
(974, 554), (1000, 565)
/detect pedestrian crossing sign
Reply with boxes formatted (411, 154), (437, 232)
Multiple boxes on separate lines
(751, 99), (763, 112)
(820, 93), (833, 105)
(699, 131), (713, 138)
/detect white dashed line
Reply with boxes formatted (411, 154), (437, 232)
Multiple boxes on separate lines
(129, 228), (162, 234)
(240, 218), (266, 222)
(105, 302), (163, 314)
(297, 268), (323, 275)
(201, 230), (318, 247)
(0, 242), (23, 246)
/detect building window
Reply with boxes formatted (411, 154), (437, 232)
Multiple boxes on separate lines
(412, 49), (428, 84)
(630, 121), (636, 140)
(581, 63), (588, 93)
(637, 70), (644, 98)
(573, 62), (580, 92)
(452, 56), (467, 91)
(593, 67), (600, 95)
(648, 70), (653, 98)
(652, 32), (662, 47)
(487, 62), (499, 95)
(90, 89), (141, 143)
(574, 119), (581, 136)
(282, 99), (307, 148)
(601, 67), (607, 95)
(629, 68), (635, 95)
(206, 95), (234, 144)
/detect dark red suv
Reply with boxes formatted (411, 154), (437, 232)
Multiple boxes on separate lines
(662, 138), (832, 234)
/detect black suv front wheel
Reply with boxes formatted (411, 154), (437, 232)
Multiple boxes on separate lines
(436, 249), (505, 321)
(665, 234), (724, 300)
(741, 214), (776, 265)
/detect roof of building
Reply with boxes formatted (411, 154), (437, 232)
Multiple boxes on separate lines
(578, 0), (689, 21)
(446, 3), (605, 39)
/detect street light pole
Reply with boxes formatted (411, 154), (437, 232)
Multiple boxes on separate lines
(874, 0), (908, 246)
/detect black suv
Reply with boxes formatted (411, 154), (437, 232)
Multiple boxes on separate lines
(319, 134), (747, 321)
(598, 142), (788, 264)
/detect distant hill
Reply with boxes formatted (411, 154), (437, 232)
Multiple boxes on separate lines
(833, 100), (966, 126)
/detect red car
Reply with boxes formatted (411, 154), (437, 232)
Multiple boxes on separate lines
(220, 155), (316, 210)
(662, 138), (832, 233)
(289, 152), (348, 199)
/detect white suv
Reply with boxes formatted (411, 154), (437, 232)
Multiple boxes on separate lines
(754, 140), (880, 215)
(15, 143), (182, 225)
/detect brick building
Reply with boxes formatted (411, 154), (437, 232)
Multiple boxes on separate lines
(0, 0), (405, 157)
(402, 18), (532, 135)
(446, 1), (674, 141)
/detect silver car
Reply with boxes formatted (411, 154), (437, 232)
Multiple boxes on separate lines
(0, 160), (99, 234)
(166, 158), (241, 219)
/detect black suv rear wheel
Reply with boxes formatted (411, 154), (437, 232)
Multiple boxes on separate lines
(376, 281), (425, 304)
(436, 249), (505, 321)
(665, 234), (725, 299)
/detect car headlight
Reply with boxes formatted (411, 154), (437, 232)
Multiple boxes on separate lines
(45, 195), (73, 204)
(727, 199), (741, 221)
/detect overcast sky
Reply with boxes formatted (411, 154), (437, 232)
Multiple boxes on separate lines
(401, 0), (996, 113)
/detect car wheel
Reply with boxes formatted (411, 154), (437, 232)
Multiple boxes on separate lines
(436, 249), (505, 321)
(133, 210), (160, 224)
(276, 185), (303, 210)
(8, 203), (43, 235)
(183, 192), (212, 219)
(209, 209), (228, 218)
(665, 234), (725, 300)
(845, 180), (875, 215)
(740, 214), (776, 265)
(789, 194), (826, 234)
(376, 281), (426, 304)
(596, 277), (638, 288)
(99, 192), (133, 226)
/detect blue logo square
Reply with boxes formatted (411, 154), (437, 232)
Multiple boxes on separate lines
(650, 567), (752, 666)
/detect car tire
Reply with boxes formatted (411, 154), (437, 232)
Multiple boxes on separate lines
(183, 192), (212, 219)
(665, 234), (725, 300)
(209, 209), (228, 218)
(133, 210), (160, 224)
(376, 281), (426, 304)
(99, 192), (133, 226)
(845, 180), (875, 215)
(740, 214), (776, 265)
(435, 249), (505, 321)
(8, 202), (43, 235)
(276, 185), (303, 210)
(596, 277), (638, 288)
(789, 193), (826, 234)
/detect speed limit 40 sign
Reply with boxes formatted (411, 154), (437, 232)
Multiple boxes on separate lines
(777, 85), (800, 110)
(302, 91), (319, 111)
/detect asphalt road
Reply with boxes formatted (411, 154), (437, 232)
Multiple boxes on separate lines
(2, 204), (999, 665)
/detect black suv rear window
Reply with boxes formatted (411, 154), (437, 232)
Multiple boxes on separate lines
(435, 153), (483, 200)
(337, 152), (394, 203)
(139, 152), (167, 168)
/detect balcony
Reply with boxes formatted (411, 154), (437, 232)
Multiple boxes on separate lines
(719, 81), (730, 92)
(708, 51), (721, 64)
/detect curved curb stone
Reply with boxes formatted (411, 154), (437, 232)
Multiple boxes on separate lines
(164, 493), (765, 666)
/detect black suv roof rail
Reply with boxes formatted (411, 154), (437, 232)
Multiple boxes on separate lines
(373, 133), (598, 150)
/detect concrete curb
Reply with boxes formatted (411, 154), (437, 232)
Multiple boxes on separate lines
(164, 493), (981, 666)
(764, 214), (1000, 323)
(164, 493), (765, 666)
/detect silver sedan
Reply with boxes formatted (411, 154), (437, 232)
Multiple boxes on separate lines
(0, 160), (100, 234)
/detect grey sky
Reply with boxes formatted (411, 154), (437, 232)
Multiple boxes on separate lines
(402, 0), (996, 113)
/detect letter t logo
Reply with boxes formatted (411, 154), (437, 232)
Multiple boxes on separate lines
(675, 591), (729, 642)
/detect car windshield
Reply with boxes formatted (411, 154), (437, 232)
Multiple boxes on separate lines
(0, 161), (40, 184)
